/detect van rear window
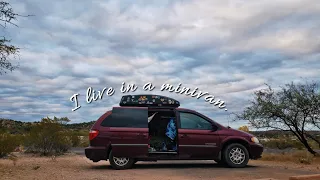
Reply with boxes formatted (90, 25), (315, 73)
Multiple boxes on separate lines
(100, 114), (113, 127)
(100, 108), (148, 128)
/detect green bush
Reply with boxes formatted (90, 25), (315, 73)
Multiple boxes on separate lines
(77, 130), (89, 136)
(24, 117), (72, 156)
(0, 133), (21, 158)
(66, 130), (89, 147)
(79, 138), (89, 147)
(70, 133), (81, 147)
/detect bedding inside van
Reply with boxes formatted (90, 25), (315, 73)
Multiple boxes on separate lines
(148, 110), (178, 152)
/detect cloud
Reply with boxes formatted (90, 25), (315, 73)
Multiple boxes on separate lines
(0, 0), (319, 129)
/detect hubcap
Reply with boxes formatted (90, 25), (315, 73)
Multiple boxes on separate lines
(113, 157), (129, 166)
(229, 147), (245, 165)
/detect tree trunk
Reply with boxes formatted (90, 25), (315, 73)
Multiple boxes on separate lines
(305, 133), (320, 148)
(289, 126), (318, 156)
(300, 135), (317, 156)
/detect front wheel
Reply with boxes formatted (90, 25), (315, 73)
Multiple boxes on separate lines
(222, 143), (249, 168)
(108, 150), (134, 170)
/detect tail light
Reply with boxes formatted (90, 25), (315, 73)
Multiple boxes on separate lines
(89, 130), (99, 141)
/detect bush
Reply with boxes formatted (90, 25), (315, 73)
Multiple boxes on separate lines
(261, 138), (305, 150)
(79, 138), (89, 147)
(261, 150), (318, 164)
(238, 125), (249, 132)
(67, 130), (89, 147)
(70, 133), (81, 147)
(24, 117), (72, 156)
(0, 133), (21, 158)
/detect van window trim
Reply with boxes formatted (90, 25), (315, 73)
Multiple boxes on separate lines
(176, 110), (220, 130)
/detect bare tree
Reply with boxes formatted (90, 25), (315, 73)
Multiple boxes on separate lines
(234, 81), (320, 155)
(0, 1), (31, 75)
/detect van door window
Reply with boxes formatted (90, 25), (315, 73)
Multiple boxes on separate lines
(179, 112), (212, 130)
(100, 108), (148, 128)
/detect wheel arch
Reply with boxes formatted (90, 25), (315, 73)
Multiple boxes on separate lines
(220, 137), (251, 158)
(106, 145), (112, 159)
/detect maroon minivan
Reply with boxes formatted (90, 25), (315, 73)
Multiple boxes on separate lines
(85, 95), (263, 170)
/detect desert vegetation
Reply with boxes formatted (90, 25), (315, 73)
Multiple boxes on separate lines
(0, 117), (91, 157)
(0, 117), (319, 164)
(236, 126), (320, 164)
(235, 81), (320, 156)
(0, 1), (32, 75)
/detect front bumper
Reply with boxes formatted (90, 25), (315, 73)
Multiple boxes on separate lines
(85, 146), (107, 162)
(249, 143), (264, 159)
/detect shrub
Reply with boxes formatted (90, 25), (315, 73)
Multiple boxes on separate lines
(261, 150), (318, 164)
(70, 133), (81, 147)
(238, 125), (249, 132)
(24, 117), (72, 156)
(66, 130), (88, 147)
(79, 138), (89, 147)
(0, 133), (21, 158)
(261, 138), (305, 150)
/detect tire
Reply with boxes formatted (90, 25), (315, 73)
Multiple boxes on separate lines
(222, 143), (249, 168)
(108, 150), (134, 170)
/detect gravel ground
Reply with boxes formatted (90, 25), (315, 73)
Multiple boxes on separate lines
(0, 152), (319, 180)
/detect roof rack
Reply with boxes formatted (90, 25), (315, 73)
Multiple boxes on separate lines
(119, 94), (180, 108)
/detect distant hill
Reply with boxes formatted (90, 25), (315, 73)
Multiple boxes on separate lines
(250, 130), (320, 138)
(0, 118), (95, 134)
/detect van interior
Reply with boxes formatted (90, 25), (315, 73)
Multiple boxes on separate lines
(148, 110), (178, 154)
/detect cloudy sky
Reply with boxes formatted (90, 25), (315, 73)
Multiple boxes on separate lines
(1, 0), (319, 129)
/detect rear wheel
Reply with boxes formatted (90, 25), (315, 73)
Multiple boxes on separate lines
(222, 143), (249, 168)
(108, 150), (134, 170)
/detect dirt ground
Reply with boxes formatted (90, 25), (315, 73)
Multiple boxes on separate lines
(0, 153), (319, 180)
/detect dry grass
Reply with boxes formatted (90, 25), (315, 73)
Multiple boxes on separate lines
(7, 153), (18, 166)
(261, 151), (320, 165)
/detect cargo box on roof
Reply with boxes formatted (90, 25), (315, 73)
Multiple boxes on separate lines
(119, 94), (180, 107)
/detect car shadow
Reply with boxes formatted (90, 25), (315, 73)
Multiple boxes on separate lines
(133, 163), (258, 169)
(89, 162), (258, 170)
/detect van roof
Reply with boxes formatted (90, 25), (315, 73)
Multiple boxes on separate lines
(113, 106), (193, 112)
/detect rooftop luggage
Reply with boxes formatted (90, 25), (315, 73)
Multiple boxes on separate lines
(119, 95), (180, 107)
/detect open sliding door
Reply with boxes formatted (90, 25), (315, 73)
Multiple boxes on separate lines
(108, 107), (149, 158)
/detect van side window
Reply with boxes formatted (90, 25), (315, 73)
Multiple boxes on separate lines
(179, 112), (212, 130)
(100, 108), (148, 128)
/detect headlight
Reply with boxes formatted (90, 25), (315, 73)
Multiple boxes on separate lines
(251, 137), (260, 144)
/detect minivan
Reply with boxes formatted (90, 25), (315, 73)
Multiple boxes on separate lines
(85, 94), (263, 170)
